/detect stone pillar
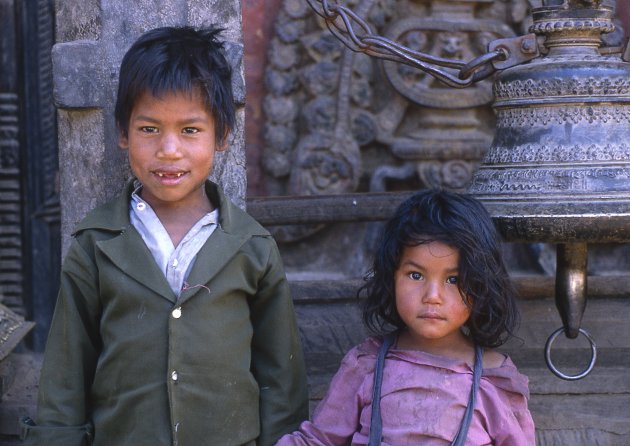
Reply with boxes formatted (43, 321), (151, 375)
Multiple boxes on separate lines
(53, 0), (245, 255)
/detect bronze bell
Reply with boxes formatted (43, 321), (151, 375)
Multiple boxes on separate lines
(468, 0), (630, 350)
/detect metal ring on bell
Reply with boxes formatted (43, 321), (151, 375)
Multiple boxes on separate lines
(544, 327), (597, 381)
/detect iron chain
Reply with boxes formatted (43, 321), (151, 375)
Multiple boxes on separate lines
(306, 0), (534, 88)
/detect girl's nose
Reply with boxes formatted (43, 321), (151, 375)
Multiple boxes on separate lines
(422, 281), (442, 304)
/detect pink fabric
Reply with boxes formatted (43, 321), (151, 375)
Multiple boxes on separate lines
(277, 337), (535, 446)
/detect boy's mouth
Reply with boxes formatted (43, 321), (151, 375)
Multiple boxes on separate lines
(155, 172), (185, 178)
(151, 170), (189, 185)
(152, 169), (189, 178)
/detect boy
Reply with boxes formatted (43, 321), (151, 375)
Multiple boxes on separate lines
(21, 26), (308, 446)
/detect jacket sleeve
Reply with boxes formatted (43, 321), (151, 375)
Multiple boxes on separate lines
(249, 238), (309, 446)
(275, 345), (367, 446)
(21, 237), (102, 446)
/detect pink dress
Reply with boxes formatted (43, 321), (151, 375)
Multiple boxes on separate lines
(277, 336), (535, 446)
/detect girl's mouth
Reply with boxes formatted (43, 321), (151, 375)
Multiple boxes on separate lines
(419, 313), (445, 320)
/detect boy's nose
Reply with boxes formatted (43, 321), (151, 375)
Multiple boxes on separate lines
(158, 134), (182, 158)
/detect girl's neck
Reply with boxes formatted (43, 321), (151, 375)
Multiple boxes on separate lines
(396, 329), (475, 365)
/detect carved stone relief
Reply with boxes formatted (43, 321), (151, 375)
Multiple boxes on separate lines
(263, 0), (527, 250)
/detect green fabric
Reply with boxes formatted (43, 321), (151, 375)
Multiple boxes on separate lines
(23, 181), (308, 446)
(20, 417), (92, 445)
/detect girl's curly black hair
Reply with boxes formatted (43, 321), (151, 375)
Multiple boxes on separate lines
(360, 189), (519, 349)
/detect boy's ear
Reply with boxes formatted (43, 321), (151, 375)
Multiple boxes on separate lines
(118, 130), (129, 150)
(217, 130), (230, 152)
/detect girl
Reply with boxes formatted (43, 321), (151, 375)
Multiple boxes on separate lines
(277, 189), (535, 445)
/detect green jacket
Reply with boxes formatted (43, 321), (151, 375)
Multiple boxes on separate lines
(21, 181), (308, 446)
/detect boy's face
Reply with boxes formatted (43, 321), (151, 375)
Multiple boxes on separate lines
(119, 89), (225, 213)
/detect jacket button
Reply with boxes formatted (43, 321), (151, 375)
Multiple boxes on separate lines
(171, 371), (178, 381)
(172, 307), (182, 319)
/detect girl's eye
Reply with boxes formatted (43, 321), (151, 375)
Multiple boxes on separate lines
(182, 127), (199, 134)
(408, 272), (423, 281)
(446, 276), (459, 285)
(140, 126), (158, 133)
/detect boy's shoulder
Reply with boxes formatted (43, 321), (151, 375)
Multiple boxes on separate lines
(72, 183), (133, 237)
(205, 181), (270, 239)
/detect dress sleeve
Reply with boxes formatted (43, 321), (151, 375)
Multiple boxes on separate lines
(249, 238), (309, 446)
(275, 344), (370, 446)
(480, 366), (536, 446)
(21, 238), (102, 446)
(490, 393), (535, 445)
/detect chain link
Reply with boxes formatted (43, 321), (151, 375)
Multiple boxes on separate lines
(306, 0), (530, 88)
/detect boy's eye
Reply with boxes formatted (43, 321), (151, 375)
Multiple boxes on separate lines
(140, 126), (158, 133)
(408, 272), (423, 281)
(182, 127), (199, 134)
(446, 276), (459, 285)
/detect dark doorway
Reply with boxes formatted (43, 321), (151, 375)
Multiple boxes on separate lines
(9, 0), (59, 351)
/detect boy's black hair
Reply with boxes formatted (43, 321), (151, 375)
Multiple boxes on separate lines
(360, 189), (519, 348)
(115, 26), (235, 145)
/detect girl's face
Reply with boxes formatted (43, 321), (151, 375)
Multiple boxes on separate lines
(394, 241), (472, 356)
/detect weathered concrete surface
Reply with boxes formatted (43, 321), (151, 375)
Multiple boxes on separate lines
(53, 0), (245, 256)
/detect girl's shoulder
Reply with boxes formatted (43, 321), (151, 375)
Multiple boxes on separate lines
(354, 335), (383, 356)
(483, 349), (507, 369)
(338, 336), (386, 372)
(481, 351), (530, 398)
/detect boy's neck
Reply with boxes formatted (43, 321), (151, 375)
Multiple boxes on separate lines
(154, 203), (214, 248)
(140, 188), (215, 247)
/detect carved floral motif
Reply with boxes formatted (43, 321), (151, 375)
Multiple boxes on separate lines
(263, 0), (526, 240)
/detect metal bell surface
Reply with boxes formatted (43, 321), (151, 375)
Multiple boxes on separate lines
(469, 0), (630, 244)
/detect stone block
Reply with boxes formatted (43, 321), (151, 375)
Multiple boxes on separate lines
(52, 41), (107, 108)
(0, 353), (42, 438)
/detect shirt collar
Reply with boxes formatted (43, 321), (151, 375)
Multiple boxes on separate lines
(131, 181), (219, 227)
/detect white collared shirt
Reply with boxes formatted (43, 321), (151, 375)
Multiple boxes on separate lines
(129, 183), (218, 298)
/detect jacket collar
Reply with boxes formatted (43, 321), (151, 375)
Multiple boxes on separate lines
(72, 180), (269, 304)
(73, 180), (268, 237)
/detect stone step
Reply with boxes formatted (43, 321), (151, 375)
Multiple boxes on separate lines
(0, 353), (42, 439)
